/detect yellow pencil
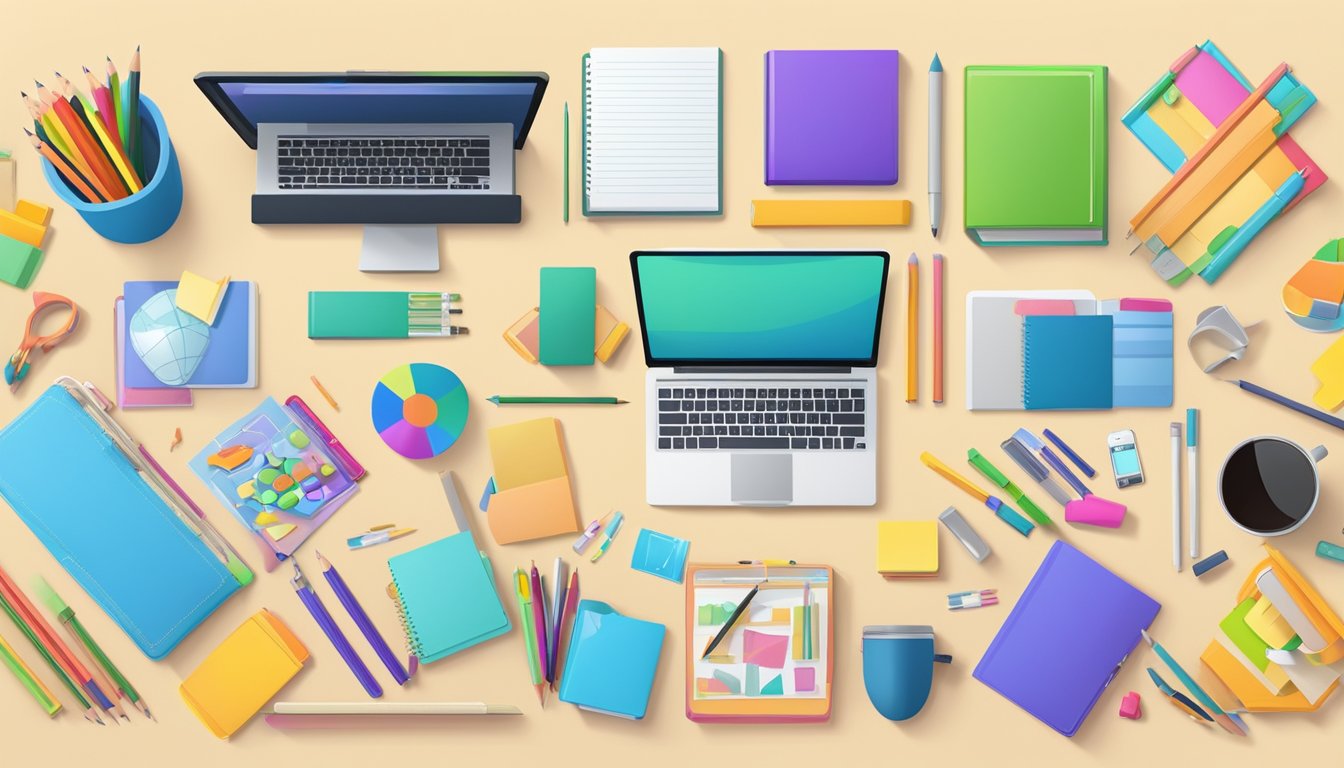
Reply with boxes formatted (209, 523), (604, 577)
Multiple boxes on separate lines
(70, 89), (142, 194)
(310, 376), (340, 412)
(906, 253), (918, 402)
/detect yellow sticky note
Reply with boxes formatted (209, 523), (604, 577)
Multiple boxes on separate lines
(876, 520), (938, 575)
(176, 271), (230, 325)
(1246, 598), (1298, 650)
(1312, 335), (1344, 411)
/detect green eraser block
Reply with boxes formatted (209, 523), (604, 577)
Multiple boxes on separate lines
(288, 429), (310, 449)
(0, 237), (43, 289)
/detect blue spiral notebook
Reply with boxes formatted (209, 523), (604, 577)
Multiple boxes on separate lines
(1023, 315), (1113, 410)
(0, 379), (252, 658)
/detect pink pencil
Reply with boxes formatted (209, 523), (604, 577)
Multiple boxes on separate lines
(933, 253), (944, 404)
(551, 569), (579, 691)
(529, 562), (549, 683)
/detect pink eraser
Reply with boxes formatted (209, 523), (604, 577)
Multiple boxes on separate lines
(1119, 691), (1141, 720)
(1064, 494), (1126, 528)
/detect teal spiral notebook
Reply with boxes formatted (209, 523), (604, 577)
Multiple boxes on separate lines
(388, 532), (510, 664)
(1023, 316), (1113, 410)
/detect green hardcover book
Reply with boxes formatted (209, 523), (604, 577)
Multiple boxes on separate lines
(964, 65), (1108, 246)
(539, 267), (596, 365)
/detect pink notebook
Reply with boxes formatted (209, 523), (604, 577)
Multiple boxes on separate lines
(114, 298), (193, 409)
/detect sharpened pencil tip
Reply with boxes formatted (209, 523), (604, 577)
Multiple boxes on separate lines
(931, 227), (939, 238)
(82, 66), (91, 74)
(908, 253), (918, 265)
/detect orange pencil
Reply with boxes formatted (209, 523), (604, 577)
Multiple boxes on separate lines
(24, 128), (103, 203)
(23, 91), (82, 178)
(57, 74), (138, 194)
(933, 253), (944, 404)
(36, 81), (124, 199)
(905, 254), (918, 403)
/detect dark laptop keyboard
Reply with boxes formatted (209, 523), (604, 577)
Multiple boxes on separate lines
(656, 386), (868, 451)
(276, 136), (492, 190)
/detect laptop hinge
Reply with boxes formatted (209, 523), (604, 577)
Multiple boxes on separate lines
(672, 366), (853, 375)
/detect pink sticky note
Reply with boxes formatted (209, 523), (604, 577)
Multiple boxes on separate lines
(1117, 298), (1173, 312)
(742, 629), (789, 669)
(1013, 299), (1077, 316)
(1173, 51), (1249, 125)
(795, 667), (816, 692)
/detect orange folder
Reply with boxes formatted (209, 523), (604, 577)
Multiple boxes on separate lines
(484, 418), (580, 544)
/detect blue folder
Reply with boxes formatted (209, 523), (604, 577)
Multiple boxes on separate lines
(0, 381), (251, 659)
(559, 600), (665, 719)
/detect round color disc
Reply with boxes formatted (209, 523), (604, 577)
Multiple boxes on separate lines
(370, 363), (468, 459)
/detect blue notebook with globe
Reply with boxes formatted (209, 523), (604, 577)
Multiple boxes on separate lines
(123, 280), (258, 388)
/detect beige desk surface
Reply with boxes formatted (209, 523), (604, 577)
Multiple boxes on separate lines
(4, 0), (1344, 763)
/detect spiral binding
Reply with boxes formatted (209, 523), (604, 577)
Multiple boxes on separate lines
(582, 56), (592, 198)
(385, 582), (422, 657)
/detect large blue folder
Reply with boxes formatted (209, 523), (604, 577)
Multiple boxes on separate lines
(0, 381), (251, 659)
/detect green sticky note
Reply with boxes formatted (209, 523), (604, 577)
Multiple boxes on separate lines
(538, 267), (595, 365)
(761, 673), (784, 696)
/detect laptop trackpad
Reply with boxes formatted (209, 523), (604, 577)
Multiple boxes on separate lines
(731, 454), (793, 505)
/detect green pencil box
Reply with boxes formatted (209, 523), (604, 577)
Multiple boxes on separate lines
(308, 291), (462, 339)
(539, 268), (595, 365)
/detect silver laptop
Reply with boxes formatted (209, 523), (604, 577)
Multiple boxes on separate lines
(632, 250), (889, 506)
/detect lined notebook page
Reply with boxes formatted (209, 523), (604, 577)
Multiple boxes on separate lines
(586, 47), (721, 213)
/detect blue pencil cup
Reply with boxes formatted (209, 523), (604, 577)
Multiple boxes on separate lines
(41, 95), (183, 244)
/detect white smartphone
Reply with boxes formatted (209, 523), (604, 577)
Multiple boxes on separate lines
(1107, 429), (1145, 488)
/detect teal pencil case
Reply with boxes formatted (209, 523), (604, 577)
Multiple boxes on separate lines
(0, 378), (252, 659)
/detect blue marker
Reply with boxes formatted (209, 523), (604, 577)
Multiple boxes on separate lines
(1201, 169), (1308, 283)
(1043, 429), (1096, 478)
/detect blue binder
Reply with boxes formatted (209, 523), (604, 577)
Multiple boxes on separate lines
(0, 379), (252, 659)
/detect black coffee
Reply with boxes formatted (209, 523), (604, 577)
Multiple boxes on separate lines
(1221, 439), (1317, 534)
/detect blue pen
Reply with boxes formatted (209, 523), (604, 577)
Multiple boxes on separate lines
(1201, 169), (1308, 283)
(1043, 429), (1095, 478)
(1013, 429), (1091, 498)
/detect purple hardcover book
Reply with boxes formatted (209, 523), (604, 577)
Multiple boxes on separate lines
(972, 541), (1160, 736)
(765, 50), (899, 185)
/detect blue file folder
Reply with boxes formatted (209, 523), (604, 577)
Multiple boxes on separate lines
(559, 600), (665, 719)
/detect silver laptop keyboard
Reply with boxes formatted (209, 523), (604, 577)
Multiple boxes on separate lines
(276, 136), (492, 190)
(656, 385), (868, 451)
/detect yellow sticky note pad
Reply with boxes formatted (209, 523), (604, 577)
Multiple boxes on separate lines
(176, 271), (230, 325)
(1246, 598), (1299, 650)
(876, 520), (938, 575)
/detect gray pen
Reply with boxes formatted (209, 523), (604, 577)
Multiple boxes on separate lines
(1000, 437), (1072, 506)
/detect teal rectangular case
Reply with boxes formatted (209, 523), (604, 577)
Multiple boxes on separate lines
(539, 267), (596, 365)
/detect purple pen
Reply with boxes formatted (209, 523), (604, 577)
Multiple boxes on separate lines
(291, 562), (382, 698)
(317, 552), (409, 686)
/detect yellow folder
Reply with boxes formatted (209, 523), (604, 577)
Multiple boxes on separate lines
(179, 610), (308, 738)
(485, 418), (580, 544)
(751, 199), (912, 227)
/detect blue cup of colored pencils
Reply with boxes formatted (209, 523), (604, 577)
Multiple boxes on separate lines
(39, 95), (182, 244)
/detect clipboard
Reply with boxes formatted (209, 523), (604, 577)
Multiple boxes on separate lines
(685, 563), (833, 722)
(0, 377), (252, 659)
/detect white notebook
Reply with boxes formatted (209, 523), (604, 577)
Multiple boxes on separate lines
(583, 47), (722, 215)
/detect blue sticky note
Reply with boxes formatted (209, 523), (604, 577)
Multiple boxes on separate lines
(479, 476), (495, 511)
(630, 528), (690, 583)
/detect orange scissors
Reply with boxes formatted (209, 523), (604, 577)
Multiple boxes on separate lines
(6, 291), (80, 392)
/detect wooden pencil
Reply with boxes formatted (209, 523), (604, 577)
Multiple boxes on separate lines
(24, 128), (102, 203)
(126, 46), (142, 179)
(905, 254), (918, 403)
(106, 57), (124, 152)
(64, 75), (139, 192)
(84, 67), (123, 147)
(34, 82), (121, 199)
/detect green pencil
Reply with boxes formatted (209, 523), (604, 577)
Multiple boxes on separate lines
(0, 630), (61, 716)
(0, 588), (101, 724)
(562, 101), (569, 223)
(488, 396), (625, 405)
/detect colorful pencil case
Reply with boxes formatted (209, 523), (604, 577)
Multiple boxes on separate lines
(180, 609), (309, 738)
(0, 378), (252, 659)
(189, 396), (365, 572)
(503, 305), (629, 364)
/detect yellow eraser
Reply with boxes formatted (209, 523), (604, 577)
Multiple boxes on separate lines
(15, 200), (52, 227)
(0, 209), (46, 248)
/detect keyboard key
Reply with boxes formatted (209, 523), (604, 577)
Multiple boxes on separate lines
(673, 438), (685, 449)
(660, 427), (680, 436)
(840, 426), (865, 436)
(701, 437), (717, 448)
(809, 438), (821, 449)
(658, 413), (687, 424)
(658, 401), (679, 411)
(686, 437), (698, 449)
(658, 388), (670, 397)
(833, 413), (863, 424)
(844, 438), (855, 449)
(659, 438), (671, 449)
(841, 400), (853, 412)
(672, 388), (683, 398)
(792, 438), (807, 449)
(718, 437), (789, 449)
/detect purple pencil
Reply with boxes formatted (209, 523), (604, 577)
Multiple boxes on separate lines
(317, 552), (409, 686)
(291, 562), (382, 698)
(530, 562), (549, 683)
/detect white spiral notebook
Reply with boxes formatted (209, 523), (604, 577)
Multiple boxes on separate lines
(582, 47), (723, 215)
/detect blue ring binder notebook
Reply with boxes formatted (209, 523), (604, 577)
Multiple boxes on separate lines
(0, 378), (252, 659)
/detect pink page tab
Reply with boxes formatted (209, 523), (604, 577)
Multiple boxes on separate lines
(1014, 300), (1077, 316)
(1173, 51), (1248, 124)
(1118, 298), (1173, 312)
(742, 629), (789, 668)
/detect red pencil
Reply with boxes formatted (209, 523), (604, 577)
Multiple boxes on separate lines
(34, 81), (123, 199)
(529, 562), (550, 685)
(551, 569), (579, 692)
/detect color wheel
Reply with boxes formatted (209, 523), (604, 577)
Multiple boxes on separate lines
(371, 363), (468, 459)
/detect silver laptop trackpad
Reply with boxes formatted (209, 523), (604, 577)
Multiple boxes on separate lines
(731, 454), (793, 505)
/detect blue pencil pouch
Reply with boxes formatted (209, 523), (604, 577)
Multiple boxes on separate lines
(0, 378), (252, 659)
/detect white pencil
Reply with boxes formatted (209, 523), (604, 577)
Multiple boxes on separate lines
(1187, 409), (1199, 559)
(1170, 422), (1182, 571)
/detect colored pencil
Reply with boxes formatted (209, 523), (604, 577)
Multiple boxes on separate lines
(35, 578), (152, 719)
(1225, 378), (1344, 432)
(545, 558), (566, 688)
(551, 569), (579, 692)
(22, 91), (71, 159)
(25, 91), (95, 189)
(0, 586), (100, 724)
(529, 562), (550, 684)
(488, 396), (625, 405)
(0, 630), (61, 716)
(1142, 630), (1246, 736)
(127, 46), (143, 179)
(107, 57), (123, 152)
(34, 82), (120, 200)
(514, 569), (545, 706)
(71, 72), (141, 192)
(84, 67), (123, 156)
(906, 254), (918, 402)
(316, 553), (409, 687)
(932, 253), (944, 404)
(24, 129), (102, 203)
(563, 101), (569, 223)
(311, 375), (340, 411)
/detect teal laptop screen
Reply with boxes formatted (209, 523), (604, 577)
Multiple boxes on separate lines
(632, 252), (888, 365)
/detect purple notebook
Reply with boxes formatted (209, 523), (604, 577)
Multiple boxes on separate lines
(765, 50), (899, 185)
(973, 541), (1160, 736)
